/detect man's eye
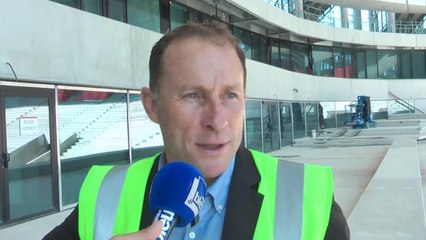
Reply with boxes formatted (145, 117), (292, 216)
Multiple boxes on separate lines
(228, 93), (237, 98)
(185, 93), (197, 98)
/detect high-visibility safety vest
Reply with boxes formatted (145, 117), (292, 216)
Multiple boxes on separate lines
(78, 150), (333, 240)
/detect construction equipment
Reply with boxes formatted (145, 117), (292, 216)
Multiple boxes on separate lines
(344, 96), (376, 128)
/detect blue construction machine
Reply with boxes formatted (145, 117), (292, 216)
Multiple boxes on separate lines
(344, 95), (376, 129)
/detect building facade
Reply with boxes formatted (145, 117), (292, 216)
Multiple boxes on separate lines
(0, 0), (426, 226)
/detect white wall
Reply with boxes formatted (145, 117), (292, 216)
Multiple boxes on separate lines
(0, 0), (161, 89)
(388, 80), (426, 100)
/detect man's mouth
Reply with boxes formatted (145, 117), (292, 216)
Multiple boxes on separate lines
(197, 143), (225, 150)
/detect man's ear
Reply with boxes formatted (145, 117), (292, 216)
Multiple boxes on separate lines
(141, 87), (160, 123)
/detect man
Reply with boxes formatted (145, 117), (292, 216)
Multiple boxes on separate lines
(44, 22), (350, 240)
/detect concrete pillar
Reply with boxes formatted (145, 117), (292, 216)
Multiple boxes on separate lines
(353, 9), (362, 30)
(341, 7), (348, 28)
(388, 12), (396, 32)
(296, 0), (304, 18)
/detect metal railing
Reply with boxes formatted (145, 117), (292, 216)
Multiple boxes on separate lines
(265, 0), (426, 34)
(388, 91), (424, 114)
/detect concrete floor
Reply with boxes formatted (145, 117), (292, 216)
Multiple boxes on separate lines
(271, 143), (388, 219)
(1, 119), (426, 239)
(270, 120), (426, 240)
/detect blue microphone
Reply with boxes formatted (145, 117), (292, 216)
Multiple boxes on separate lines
(149, 162), (207, 240)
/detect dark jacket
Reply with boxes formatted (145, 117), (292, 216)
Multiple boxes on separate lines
(43, 147), (350, 239)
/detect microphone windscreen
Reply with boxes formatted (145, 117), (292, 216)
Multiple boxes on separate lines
(149, 161), (207, 227)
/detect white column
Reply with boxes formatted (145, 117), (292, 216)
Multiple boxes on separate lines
(388, 12), (396, 32)
(341, 7), (348, 28)
(296, 0), (303, 18)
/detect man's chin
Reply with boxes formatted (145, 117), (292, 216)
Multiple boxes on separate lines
(197, 158), (231, 175)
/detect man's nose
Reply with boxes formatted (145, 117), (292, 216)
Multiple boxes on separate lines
(201, 98), (228, 131)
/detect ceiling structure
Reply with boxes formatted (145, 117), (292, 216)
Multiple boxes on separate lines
(309, 0), (426, 14)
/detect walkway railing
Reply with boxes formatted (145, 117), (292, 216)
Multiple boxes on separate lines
(265, 0), (426, 34)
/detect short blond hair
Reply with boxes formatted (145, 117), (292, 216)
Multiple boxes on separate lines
(148, 22), (246, 97)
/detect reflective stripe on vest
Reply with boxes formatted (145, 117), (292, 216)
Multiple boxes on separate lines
(78, 165), (114, 240)
(275, 160), (305, 239)
(250, 149), (333, 240)
(78, 155), (158, 240)
(94, 165), (129, 240)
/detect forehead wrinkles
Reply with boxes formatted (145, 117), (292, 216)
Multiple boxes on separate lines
(164, 36), (232, 62)
(158, 37), (241, 92)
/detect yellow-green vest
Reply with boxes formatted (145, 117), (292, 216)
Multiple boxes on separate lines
(78, 150), (333, 240)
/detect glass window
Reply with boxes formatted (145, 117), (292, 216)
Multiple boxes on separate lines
(305, 103), (318, 137)
(51, 0), (79, 8)
(370, 100), (388, 119)
(252, 34), (261, 61)
(292, 102), (305, 139)
(344, 49), (354, 78)
(58, 89), (129, 205)
(399, 51), (411, 79)
(279, 102), (293, 147)
(320, 102), (336, 128)
(127, 0), (160, 32)
(389, 97), (415, 115)
(250, 34), (268, 63)
(291, 43), (311, 74)
(188, 8), (202, 23)
(338, 101), (353, 127)
(170, 2), (187, 29)
(312, 46), (333, 77)
(83, 0), (102, 15)
(159, 0), (170, 33)
(333, 48), (344, 77)
(108, 0), (125, 22)
(233, 27), (252, 59)
(129, 93), (164, 161)
(378, 50), (397, 79)
(260, 36), (268, 64)
(366, 50), (378, 79)
(271, 40), (280, 67)
(245, 100), (262, 151)
(5, 95), (54, 219)
(262, 101), (280, 152)
(355, 51), (366, 78)
(202, 13), (212, 23)
(412, 51), (426, 79)
(280, 41), (291, 70)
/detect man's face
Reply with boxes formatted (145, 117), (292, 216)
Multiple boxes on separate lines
(142, 37), (245, 184)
